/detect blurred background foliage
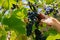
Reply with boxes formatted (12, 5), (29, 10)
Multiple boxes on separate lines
(0, 0), (60, 40)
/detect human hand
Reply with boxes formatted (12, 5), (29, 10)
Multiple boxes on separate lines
(41, 17), (58, 26)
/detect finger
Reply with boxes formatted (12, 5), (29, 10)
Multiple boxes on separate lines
(41, 19), (48, 23)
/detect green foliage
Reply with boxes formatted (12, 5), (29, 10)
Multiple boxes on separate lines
(45, 0), (55, 4)
(0, 14), (2, 22)
(3, 14), (26, 34)
(0, 27), (6, 40)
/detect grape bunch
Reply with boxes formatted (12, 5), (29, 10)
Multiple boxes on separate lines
(26, 2), (47, 40)
(45, 6), (54, 15)
(26, 10), (38, 36)
(44, 5), (59, 17)
(26, 8), (46, 37)
(26, 10), (47, 40)
(26, 2), (38, 37)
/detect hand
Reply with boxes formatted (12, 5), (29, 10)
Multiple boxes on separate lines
(41, 17), (58, 26)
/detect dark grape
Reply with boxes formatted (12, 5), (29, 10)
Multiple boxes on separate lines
(50, 8), (54, 12)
